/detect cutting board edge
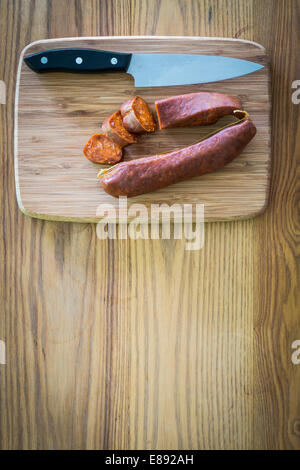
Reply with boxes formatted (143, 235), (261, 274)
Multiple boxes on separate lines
(20, 35), (267, 55)
(15, 195), (270, 223)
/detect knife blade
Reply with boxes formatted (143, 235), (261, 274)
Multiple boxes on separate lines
(24, 48), (264, 87)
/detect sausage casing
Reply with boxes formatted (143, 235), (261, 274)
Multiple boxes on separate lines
(99, 113), (256, 197)
(155, 92), (242, 129)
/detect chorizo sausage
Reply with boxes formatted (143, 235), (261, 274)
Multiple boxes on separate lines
(120, 96), (156, 133)
(98, 111), (256, 197)
(83, 133), (122, 164)
(102, 110), (138, 147)
(155, 92), (242, 129)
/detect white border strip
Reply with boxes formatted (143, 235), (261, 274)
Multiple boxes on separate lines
(0, 340), (6, 364)
(0, 80), (5, 104)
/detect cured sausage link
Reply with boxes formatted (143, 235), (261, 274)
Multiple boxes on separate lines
(98, 111), (256, 198)
(155, 92), (242, 129)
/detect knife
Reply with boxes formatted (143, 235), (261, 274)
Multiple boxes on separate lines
(24, 48), (264, 87)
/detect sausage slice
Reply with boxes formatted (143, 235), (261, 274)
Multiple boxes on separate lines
(102, 110), (138, 147)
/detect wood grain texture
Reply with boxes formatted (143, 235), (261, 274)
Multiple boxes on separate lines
(15, 36), (270, 222)
(0, 0), (299, 450)
(252, 0), (300, 450)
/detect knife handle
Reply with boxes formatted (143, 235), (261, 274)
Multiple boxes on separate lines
(24, 48), (132, 73)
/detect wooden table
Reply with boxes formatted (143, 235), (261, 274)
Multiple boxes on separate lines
(0, 0), (299, 450)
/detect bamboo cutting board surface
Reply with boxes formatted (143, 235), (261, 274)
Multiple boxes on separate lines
(15, 36), (271, 222)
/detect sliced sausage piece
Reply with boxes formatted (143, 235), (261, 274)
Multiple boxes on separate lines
(102, 110), (138, 147)
(83, 133), (122, 164)
(120, 96), (156, 133)
(98, 112), (256, 197)
(155, 92), (242, 129)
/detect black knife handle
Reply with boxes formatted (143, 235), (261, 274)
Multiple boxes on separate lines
(24, 48), (132, 73)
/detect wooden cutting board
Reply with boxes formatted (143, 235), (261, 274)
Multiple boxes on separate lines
(15, 36), (271, 222)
